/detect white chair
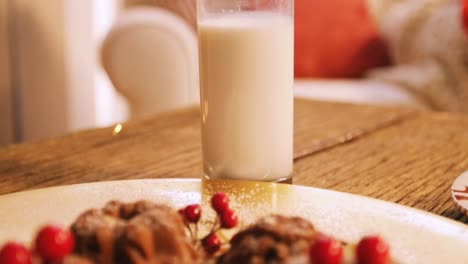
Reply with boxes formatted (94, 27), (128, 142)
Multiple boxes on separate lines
(101, 7), (199, 120)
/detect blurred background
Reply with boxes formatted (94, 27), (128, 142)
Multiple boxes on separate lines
(1, 0), (125, 146)
(1, 0), (467, 146)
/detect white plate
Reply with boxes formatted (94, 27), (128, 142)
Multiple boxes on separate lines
(452, 171), (468, 217)
(0, 179), (467, 264)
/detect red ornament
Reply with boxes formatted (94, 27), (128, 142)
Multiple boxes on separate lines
(35, 225), (75, 262)
(309, 236), (343, 264)
(220, 209), (238, 229)
(0, 242), (32, 264)
(211, 192), (230, 214)
(202, 233), (221, 254)
(184, 204), (202, 223)
(356, 235), (390, 264)
(462, 0), (468, 34)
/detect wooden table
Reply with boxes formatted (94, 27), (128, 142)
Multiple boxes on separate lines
(1, 99), (468, 224)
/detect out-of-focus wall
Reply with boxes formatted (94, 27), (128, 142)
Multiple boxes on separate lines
(93, 0), (128, 127)
(10, 0), (70, 141)
(6, 0), (123, 144)
(0, 0), (14, 146)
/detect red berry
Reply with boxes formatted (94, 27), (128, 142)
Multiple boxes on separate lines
(309, 236), (342, 264)
(211, 192), (230, 214)
(356, 236), (389, 264)
(184, 204), (202, 223)
(202, 233), (221, 254)
(0, 242), (32, 264)
(220, 209), (238, 229)
(35, 225), (75, 262)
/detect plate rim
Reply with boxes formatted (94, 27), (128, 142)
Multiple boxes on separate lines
(1, 178), (467, 231)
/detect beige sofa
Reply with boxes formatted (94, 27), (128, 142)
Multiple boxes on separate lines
(101, 1), (423, 119)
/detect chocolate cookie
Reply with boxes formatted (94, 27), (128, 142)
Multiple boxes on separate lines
(69, 200), (201, 264)
(217, 215), (318, 264)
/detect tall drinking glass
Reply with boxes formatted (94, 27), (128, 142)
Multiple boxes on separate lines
(198, 0), (294, 182)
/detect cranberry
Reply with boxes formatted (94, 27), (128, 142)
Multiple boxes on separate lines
(211, 192), (230, 214)
(184, 204), (202, 223)
(202, 233), (221, 254)
(220, 209), (238, 229)
(309, 236), (342, 264)
(356, 235), (389, 264)
(35, 225), (75, 262)
(0, 242), (32, 264)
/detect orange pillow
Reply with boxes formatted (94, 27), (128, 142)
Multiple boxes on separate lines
(294, 0), (390, 78)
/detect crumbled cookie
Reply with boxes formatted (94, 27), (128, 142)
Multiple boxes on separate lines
(69, 201), (201, 264)
(217, 215), (318, 264)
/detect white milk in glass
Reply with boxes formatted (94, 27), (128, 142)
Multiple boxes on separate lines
(198, 12), (293, 181)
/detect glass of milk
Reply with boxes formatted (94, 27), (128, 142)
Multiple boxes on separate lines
(197, 0), (294, 182)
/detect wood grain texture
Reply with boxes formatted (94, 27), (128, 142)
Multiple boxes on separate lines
(1, 99), (467, 224)
(294, 111), (468, 223)
(0, 99), (413, 194)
